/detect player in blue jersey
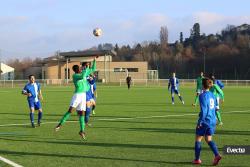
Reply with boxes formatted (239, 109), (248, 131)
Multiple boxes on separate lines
(22, 75), (43, 128)
(168, 72), (184, 104)
(81, 63), (97, 127)
(192, 78), (222, 165)
(209, 74), (224, 89)
(88, 74), (97, 115)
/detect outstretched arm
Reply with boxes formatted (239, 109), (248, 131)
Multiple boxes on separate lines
(83, 58), (97, 78)
(74, 57), (97, 81)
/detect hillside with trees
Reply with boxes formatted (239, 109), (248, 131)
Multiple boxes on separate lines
(112, 23), (250, 79)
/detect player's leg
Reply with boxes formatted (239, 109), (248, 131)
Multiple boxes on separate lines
(28, 101), (35, 128)
(35, 101), (42, 126)
(77, 110), (86, 140)
(29, 107), (35, 128)
(85, 101), (92, 126)
(171, 89), (175, 104)
(193, 135), (203, 164)
(205, 134), (222, 166)
(78, 94), (86, 140)
(91, 99), (96, 115)
(176, 90), (184, 104)
(55, 106), (74, 131)
(193, 125), (205, 164)
(216, 98), (223, 125)
(55, 94), (80, 131)
(193, 90), (200, 106)
(85, 91), (93, 126)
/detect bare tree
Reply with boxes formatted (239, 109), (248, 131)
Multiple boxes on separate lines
(160, 26), (168, 49)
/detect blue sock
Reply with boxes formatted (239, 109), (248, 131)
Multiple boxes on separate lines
(171, 96), (174, 103)
(208, 141), (219, 156)
(30, 112), (34, 124)
(38, 112), (43, 123)
(179, 96), (183, 101)
(195, 141), (201, 160)
(85, 107), (91, 123)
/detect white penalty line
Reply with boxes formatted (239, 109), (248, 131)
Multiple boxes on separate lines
(0, 110), (250, 127)
(0, 156), (23, 167)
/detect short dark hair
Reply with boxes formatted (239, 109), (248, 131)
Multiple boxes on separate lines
(28, 75), (34, 79)
(202, 77), (212, 89)
(82, 62), (88, 67)
(72, 65), (79, 73)
(208, 73), (215, 82)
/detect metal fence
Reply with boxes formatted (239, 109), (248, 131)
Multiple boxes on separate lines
(0, 79), (73, 88)
(1, 79), (250, 88)
(119, 79), (250, 87)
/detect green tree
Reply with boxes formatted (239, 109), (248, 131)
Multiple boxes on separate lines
(180, 32), (183, 43)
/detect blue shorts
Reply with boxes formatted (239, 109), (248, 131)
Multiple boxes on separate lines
(86, 90), (94, 102)
(28, 100), (41, 110)
(196, 124), (215, 136)
(171, 88), (179, 94)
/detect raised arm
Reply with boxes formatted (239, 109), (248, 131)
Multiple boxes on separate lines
(74, 58), (97, 81)
(82, 58), (97, 78)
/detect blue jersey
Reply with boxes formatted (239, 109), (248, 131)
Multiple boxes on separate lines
(23, 82), (41, 102)
(168, 77), (179, 90)
(197, 90), (217, 127)
(215, 80), (224, 89)
(87, 78), (96, 95)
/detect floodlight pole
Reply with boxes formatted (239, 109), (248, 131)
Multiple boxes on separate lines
(0, 49), (1, 63)
(57, 51), (60, 79)
(66, 58), (69, 84)
(104, 54), (107, 83)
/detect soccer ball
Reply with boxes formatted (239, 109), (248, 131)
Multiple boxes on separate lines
(93, 28), (102, 37)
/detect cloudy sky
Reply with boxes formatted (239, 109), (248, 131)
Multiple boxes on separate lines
(0, 0), (250, 61)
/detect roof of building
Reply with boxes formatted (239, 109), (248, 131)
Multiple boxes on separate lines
(60, 49), (117, 58)
(0, 63), (15, 73)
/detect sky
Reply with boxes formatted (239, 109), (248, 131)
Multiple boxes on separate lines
(0, 0), (250, 61)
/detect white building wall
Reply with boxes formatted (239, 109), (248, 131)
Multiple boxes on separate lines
(0, 63), (15, 80)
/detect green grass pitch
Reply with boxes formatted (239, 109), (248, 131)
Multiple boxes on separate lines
(0, 85), (249, 167)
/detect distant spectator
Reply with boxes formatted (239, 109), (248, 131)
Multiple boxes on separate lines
(126, 74), (132, 90)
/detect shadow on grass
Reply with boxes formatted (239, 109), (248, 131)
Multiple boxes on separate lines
(0, 112), (69, 117)
(119, 127), (250, 136)
(0, 149), (192, 166)
(0, 137), (196, 151)
(98, 102), (167, 107)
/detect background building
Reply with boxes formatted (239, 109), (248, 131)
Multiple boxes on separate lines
(42, 49), (151, 83)
(0, 63), (14, 80)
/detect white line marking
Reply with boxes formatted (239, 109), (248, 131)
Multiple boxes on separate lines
(0, 156), (23, 167)
(0, 110), (249, 127)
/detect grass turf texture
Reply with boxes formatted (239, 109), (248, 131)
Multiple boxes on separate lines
(0, 85), (249, 167)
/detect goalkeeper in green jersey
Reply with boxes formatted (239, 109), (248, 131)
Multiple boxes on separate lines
(55, 57), (97, 140)
(209, 76), (224, 125)
(193, 72), (204, 106)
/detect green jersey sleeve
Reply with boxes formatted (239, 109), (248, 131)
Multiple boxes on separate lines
(214, 84), (224, 99)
